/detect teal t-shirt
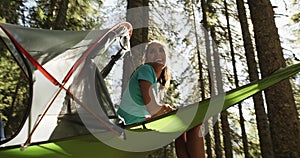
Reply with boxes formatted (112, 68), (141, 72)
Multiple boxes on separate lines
(117, 64), (158, 125)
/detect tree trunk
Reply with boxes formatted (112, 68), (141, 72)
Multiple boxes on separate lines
(211, 27), (233, 158)
(248, 0), (300, 157)
(53, 0), (69, 30)
(236, 0), (274, 157)
(192, 2), (208, 157)
(211, 24), (233, 158)
(123, 0), (149, 93)
(201, 0), (213, 155)
(220, 111), (233, 158)
(204, 122), (212, 158)
(224, 0), (249, 157)
(213, 117), (223, 158)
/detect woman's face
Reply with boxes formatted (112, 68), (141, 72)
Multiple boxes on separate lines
(145, 43), (167, 66)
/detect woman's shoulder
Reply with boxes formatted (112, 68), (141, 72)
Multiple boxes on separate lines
(136, 64), (154, 72)
(133, 64), (156, 82)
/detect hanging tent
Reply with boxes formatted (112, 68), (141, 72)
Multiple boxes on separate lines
(0, 22), (300, 157)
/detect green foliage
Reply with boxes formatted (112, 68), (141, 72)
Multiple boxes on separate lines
(0, 0), (27, 24)
(0, 42), (30, 140)
(27, 0), (103, 30)
(291, 13), (300, 23)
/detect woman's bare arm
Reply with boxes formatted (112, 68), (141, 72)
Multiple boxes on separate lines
(139, 80), (173, 117)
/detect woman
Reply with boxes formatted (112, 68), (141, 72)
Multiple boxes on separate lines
(117, 41), (205, 158)
(117, 41), (174, 125)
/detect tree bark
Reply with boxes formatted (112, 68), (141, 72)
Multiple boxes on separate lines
(211, 25), (233, 158)
(236, 0), (274, 157)
(204, 122), (212, 158)
(224, 0), (249, 157)
(200, 1), (213, 157)
(220, 111), (232, 158)
(53, 0), (69, 30)
(248, 0), (300, 157)
(213, 117), (223, 158)
(123, 0), (149, 93)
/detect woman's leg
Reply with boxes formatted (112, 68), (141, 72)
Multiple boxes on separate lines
(186, 126), (205, 158)
(175, 132), (189, 158)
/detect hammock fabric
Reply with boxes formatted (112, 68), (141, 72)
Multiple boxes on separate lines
(0, 22), (299, 157)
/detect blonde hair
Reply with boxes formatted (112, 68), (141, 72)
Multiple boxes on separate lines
(144, 41), (171, 91)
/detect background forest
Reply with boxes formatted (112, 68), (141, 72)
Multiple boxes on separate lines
(0, 0), (300, 157)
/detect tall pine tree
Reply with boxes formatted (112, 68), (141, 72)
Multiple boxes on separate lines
(248, 0), (300, 157)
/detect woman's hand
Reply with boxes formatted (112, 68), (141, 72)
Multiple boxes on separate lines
(152, 104), (175, 118)
(162, 104), (176, 112)
(139, 80), (175, 118)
